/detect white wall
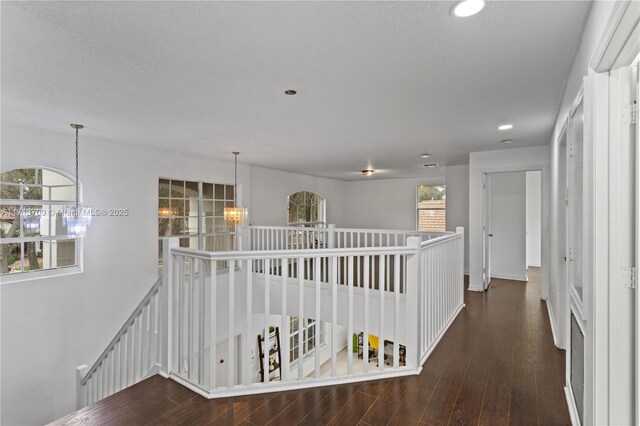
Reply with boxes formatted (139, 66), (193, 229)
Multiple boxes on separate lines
(445, 165), (470, 273)
(0, 125), (253, 426)
(343, 167), (469, 272)
(468, 146), (550, 292)
(250, 166), (348, 227)
(526, 171), (542, 267)
(488, 172), (527, 281)
(345, 174), (445, 230)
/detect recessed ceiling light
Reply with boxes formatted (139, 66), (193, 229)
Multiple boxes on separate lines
(362, 169), (375, 176)
(500, 139), (514, 144)
(452, 0), (485, 17)
(420, 153), (430, 158)
(423, 164), (439, 168)
(284, 89), (297, 95)
(498, 124), (513, 130)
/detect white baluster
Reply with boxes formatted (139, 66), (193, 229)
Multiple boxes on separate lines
(178, 257), (185, 376)
(393, 255), (400, 369)
(331, 256), (338, 377)
(228, 259), (236, 388)
(188, 257), (195, 380)
(280, 257), (288, 382)
(263, 258), (270, 384)
(363, 255), (369, 373)
(347, 256), (354, 375)
(297, 257), (304, 381)
(315, 257), (321, 378)
(198, 259), (205, 385)
(210, 259), (218, 390)
(379, 254), (385, 371)
(246, 259), (253, 386)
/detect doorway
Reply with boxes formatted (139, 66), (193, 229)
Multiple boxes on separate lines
(483, 170), (543, 286)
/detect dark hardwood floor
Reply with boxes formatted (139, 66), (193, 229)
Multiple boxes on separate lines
(51, 268), (570, 425)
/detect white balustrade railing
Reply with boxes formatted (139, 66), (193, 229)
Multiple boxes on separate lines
(166, 242), (418, 398)
(77, 226), (464, 407)
(249, 225), (328, 251)
(332, 227), (448, 249)
(418, 228), (465, 364)
(75, 276), (164, 408)
(249, 225), (448, 252)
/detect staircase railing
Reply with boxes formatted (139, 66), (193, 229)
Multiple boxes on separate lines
(75, 276), (164, 408)
(77, 226), (464, 407)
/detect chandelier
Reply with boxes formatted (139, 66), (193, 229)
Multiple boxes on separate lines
(63, 124), (92, 238)
(224, 152), (248, 226)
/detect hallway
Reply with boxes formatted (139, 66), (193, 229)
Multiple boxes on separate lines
(52, 269), (569, 425)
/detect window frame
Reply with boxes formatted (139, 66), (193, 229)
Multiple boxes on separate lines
(289, 316), (325, 364)
(1, 167), (82, 283)
(416, 184), (447, 232)
(158, 178), (236, 269)
(287, 191), (326, 228)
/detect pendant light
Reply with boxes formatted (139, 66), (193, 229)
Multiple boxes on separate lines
(21, 206), (40, 234)
(63, 124), (91, 238)
(224, 151), (248, 227)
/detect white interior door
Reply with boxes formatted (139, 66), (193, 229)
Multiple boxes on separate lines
(567, 95), (585, 312)
(634, 62), (639, 426)
(488, 172), (527, 282)
(483, 173), (492, 289)
(215, 336), (241, 387)
(606, 62), (637, 426)
(557, 132), (568, 348)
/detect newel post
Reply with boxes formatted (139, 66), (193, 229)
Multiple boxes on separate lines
(76, 364), (88, 409)
(161, 237), (179, 376)
(456, 227), (465, 304)
(405, 236), (422, 371)
(327, 224), (336, 249)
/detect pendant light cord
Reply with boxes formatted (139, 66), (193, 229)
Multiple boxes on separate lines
(75, 127), (80, 213)
(234, 152), (238, 208)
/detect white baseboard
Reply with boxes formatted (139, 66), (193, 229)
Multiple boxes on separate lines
(490, 273), (528, 281)
(564, 386), (581, 426)
(546, 302), (564, 349)
(467, 283), (484, 292)
(527, 263), (541, 268)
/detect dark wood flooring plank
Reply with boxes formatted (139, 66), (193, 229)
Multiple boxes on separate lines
(360, 375), (417, 425)
(420, 351), (471, 426)
(298, 384), (360, 425)
(477, 359), (512, 426)
(326, 390), (377, 426)
(448, 378), (486, 426)
(266, 386), (334, 425)
(203, 393), (275, 426)
(509, 342), (539, 426)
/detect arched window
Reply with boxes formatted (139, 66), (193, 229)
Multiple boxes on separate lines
(0, 168), (79, 278)
(287, 191), (326, 227)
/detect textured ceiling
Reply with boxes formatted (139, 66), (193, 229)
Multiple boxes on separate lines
(1, 1), (591, 180)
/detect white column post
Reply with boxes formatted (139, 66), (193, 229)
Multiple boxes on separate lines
(76, 364), (89, 409)
(456, 227), (465, 305)
(405, 236), (421, 370)
(161, 237), (179, 376)
(327, 224), (336, 249)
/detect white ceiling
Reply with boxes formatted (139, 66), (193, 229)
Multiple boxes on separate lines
(1, 1), (591, 180)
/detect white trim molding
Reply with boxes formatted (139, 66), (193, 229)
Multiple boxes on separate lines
(590, 1), (640, 72)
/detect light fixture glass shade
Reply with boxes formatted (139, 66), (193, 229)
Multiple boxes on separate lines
(158, 207), (173, 217)
(63, 206), (92, 238)
(21, 210), (41, 234)
(224, 206), (248, 226)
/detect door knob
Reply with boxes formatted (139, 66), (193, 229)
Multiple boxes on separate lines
(488, 234), (494, 237)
